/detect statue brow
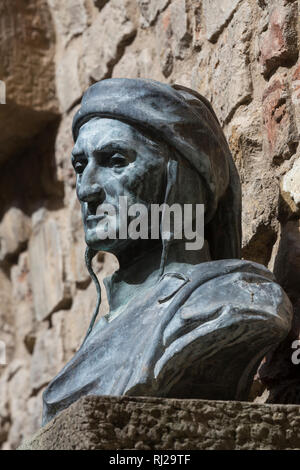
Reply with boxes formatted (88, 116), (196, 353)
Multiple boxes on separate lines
(93, 141), (128, 153)
(72, 141), (135, 162)
(71, 150), (85, 160)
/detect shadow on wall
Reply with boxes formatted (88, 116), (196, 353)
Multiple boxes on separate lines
(259, 193), (300, 403)
(0, 119), (64, 265)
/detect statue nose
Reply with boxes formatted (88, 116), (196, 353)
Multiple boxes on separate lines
(78, 183), (105, 204)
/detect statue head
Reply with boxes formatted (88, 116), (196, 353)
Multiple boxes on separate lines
(71, 116), (173, 255)
(72, 78), (242, 266)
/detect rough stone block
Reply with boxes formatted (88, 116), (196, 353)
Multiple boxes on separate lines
(138, 48), (158, 78)
(262, 71), (298, 164)
(0, 208), (31, 263)
(25, 390), (44, 443)
(0, 0), (59, 164)
(20, 396), (300, 450)
(226, 104), (278, 265)
(0, 368), (10, 446)
(154, 0), (190, 75)
(7, 362), (31, 449)
(192, 3), (202, 50)
(28, 213), (71, 322)
(202, 0), (242, 43)
(11, 254), (35, 357)
(291, 61), (300, 133)
(53, 108), (79, 192)
(112, 50), (141, 79)
(170, 0), (191, 59)
(282, 157), (300, 210)
(112, 45), (158, 81)
(260, 2), (298, 79)
(0, 271), (13, 364)
(30, 312), (64, 392)
(209, 2), (252, 123)
(11, 253), (31, 303)
(67, 195), (90, 286)
(48, 0), (89, 47)
(138, 0), (170, 27)
(81, 0), (136, 85)
(155, 5), (173, 77)
(1, 362), (44, 449)
(11, 295), (35, 357)
(56, 44), (83, 113)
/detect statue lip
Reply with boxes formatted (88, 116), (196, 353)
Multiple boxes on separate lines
(86, 214), (106, 222)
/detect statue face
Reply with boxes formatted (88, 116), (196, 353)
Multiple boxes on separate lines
(71, 118), (168, 253)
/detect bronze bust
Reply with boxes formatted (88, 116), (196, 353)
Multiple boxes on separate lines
(42, 79), (292, 425)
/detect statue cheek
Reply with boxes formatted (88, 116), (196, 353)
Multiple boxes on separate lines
(113, 170), (138, 194)
(76, 179), (82, 198)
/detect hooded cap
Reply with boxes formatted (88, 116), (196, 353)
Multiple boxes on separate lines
(72, 78), (241, 260)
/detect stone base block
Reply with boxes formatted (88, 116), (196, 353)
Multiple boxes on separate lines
(19, 395), (300, 450)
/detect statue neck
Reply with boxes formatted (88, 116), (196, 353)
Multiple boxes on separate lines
(103, 240), (211, 318)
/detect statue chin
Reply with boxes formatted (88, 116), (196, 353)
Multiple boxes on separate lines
(84, 225), (117, 252)
(85, 236), (131, 257)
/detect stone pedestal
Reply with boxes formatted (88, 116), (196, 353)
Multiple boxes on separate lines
(19, 396), (300, 450)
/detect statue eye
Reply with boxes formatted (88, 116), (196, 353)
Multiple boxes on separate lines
(110, 153), (127, 167)
(73, 160), (87, 174)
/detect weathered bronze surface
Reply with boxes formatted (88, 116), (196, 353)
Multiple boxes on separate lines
(42, 79), (293, 425)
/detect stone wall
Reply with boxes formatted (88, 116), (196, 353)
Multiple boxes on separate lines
(0, 0), (299, 450)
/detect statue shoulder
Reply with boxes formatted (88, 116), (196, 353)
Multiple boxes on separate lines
(152, 259), (293, 401)
(161, 259), (293, 349)
(183, 259), (289, 306)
